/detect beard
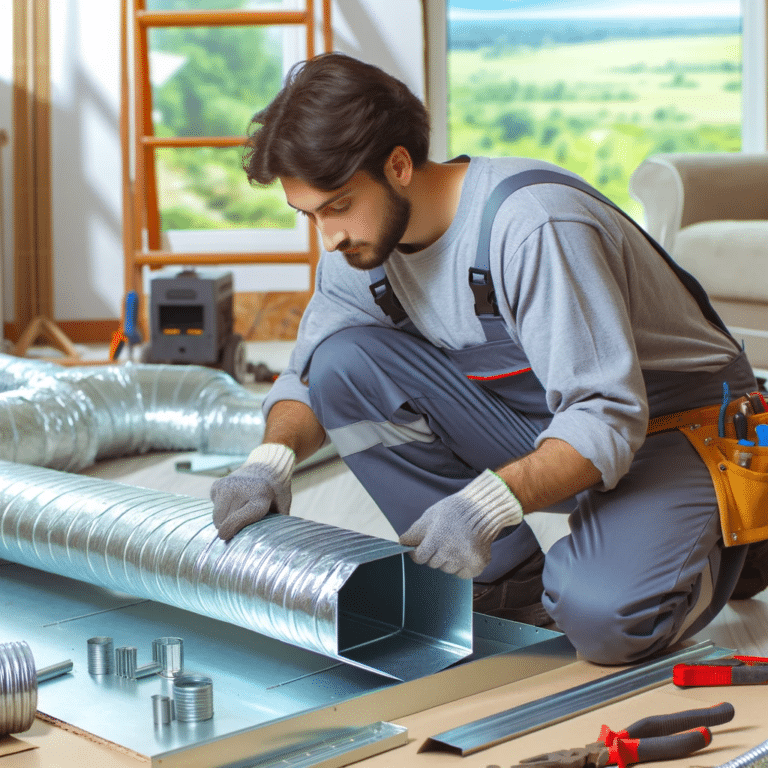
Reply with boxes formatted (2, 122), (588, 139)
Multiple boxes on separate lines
(341, 183), (411, 271)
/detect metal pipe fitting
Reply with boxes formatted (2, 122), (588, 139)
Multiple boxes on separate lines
(115, 647), (137, 680)
(152, 694), (175, 725)
(152, 637), (183, 678)
(36, 660), (73, 683)
(87, 637), (114, 675)
(173, 674), (213, 722)
(135, 662), (162, 680)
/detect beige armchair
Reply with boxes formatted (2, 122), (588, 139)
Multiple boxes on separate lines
(629, 153), (768, 371)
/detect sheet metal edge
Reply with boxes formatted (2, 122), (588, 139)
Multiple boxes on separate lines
(245, 721), (409, 768)
(150, 629), (576, 767)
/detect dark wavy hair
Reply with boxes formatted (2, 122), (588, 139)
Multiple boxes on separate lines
(242, 53), (430, 190)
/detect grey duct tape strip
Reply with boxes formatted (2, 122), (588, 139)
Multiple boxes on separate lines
(423, 640), (733, 756)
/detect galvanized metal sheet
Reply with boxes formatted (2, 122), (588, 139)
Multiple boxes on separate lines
(1, 560), (575, 767)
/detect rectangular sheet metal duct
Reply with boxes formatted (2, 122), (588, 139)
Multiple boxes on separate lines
(0, 460), (472, 680)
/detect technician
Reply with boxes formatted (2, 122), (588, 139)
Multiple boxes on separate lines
(210, 53), (764, 664)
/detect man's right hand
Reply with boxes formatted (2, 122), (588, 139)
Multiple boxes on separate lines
(210, 443), (296, 541)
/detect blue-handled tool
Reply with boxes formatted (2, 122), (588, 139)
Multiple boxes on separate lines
(110, 291), (143, 361)
(718, 381), (730, 438)
(757, 424), (768, 447)
(124, 291), (142, 347)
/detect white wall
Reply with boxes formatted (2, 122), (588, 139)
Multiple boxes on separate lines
(0, 3), (11, 332)
(5, 0), (425, 324)
(51, 0), (124, 321)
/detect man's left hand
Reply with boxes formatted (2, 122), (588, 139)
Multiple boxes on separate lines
(398, 469), (524, 579)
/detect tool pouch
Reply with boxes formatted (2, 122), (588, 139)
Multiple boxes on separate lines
(648, 395), (768, 547)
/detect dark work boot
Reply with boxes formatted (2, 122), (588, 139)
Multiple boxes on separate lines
(731, 539), (768, 600)
(472, 549), (550, 626)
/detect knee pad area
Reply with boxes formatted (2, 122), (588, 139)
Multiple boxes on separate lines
(543, 561), (688, 665)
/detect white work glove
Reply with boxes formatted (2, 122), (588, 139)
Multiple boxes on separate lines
(210, 443), (296, 541)
(399, 469), (524, 579)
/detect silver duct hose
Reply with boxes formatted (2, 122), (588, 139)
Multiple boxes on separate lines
(0, 461), (470, 679)
(0, 353), (266, 471)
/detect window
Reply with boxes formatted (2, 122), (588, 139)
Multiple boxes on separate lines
(440, 0), (743, 219)
(147, 0), (309, 256)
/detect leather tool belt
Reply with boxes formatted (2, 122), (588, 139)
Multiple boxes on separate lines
(647, 394), (768, 546)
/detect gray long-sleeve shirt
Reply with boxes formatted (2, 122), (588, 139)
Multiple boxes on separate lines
(263, 156), (740, 489)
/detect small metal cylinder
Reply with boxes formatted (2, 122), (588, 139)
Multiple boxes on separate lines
(135, 662), (161, 680)
(87, 636), (113, 675)
(0, 641), (37, 736)
(152, 694), (175, 725)
(173, 674), (213, 722)
(152, 637), (184, 678)
(115, 646), (137, 679)
(36, 659), (73, 683)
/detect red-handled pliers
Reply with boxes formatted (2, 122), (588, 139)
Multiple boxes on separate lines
(514, 702), (734, 768)
(674, 655), (768, 687)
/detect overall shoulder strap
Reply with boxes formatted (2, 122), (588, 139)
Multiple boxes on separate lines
(471, 169), (729, 334)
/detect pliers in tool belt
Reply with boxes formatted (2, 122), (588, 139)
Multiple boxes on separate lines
(511, 702), (734, 768)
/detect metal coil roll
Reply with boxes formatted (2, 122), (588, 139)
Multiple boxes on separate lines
(87, 637), (114, 675)
(0, 641), (37, 736)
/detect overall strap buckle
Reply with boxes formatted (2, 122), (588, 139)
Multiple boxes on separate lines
(370, 277), (408, 324)
(469, 267), (500, 317)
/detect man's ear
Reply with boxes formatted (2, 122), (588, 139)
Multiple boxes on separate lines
(385, 146), (413, 187)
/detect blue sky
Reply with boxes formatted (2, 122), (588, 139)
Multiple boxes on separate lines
(448, 0), (741, 19)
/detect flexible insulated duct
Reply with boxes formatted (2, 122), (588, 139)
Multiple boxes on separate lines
(0, 461), (472, 680)
(0, 353), (266, 471)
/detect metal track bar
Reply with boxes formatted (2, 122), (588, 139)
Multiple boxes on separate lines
(424, 640), (733, 756)
(243, 722), (408, 768)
